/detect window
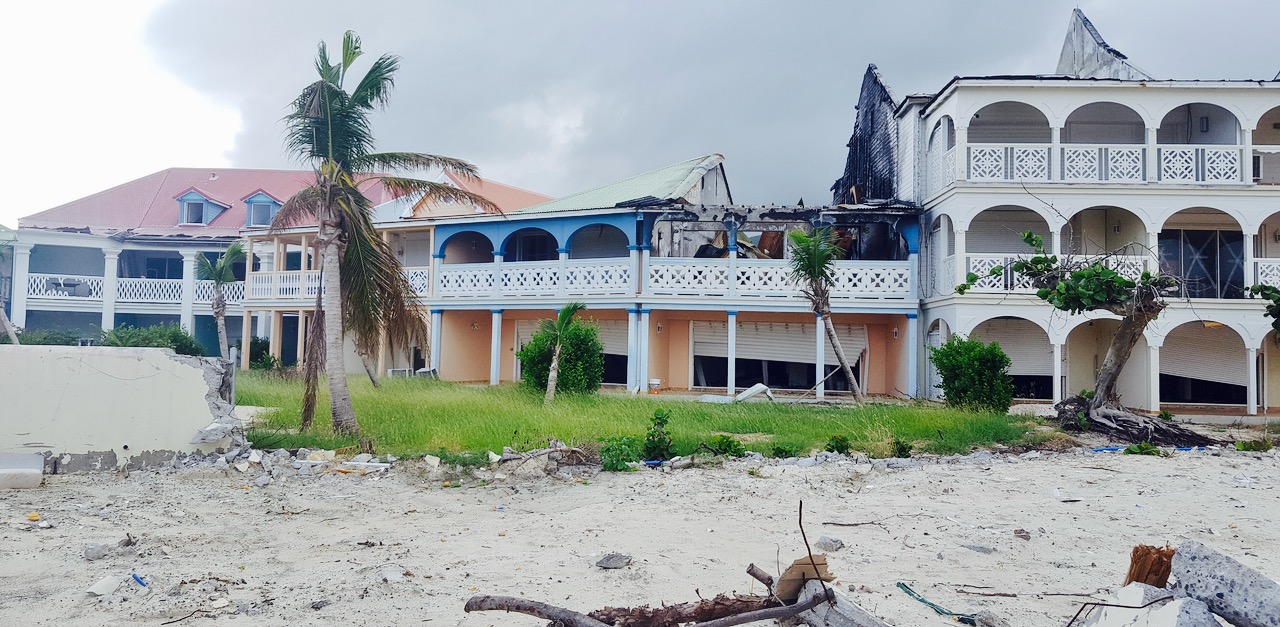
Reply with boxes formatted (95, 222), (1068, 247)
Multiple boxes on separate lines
(248, 202), (277, 226)
(182, 201), (205, 225)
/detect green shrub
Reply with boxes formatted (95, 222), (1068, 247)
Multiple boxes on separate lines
(100, 323), (205, 356)
(1235, 438), (1274, 452)
(642, 409), (674, 462)
(600, 436), (641, 471)
(1122, 442), (1165, 456)
(1157, 410), (1174, 421)
(1, 328), (83, 345)
(928, 335), (1013, 413)
(516, 321), (604, 395)
(770, 444), (801, 458)
(891, 438), (913, 458)
(705, 435), (746, 457)
(825, 434), (852, 455)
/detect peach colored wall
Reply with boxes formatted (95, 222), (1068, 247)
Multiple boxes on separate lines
(440, 310), (491, 382)
(648, 311), (671, 388)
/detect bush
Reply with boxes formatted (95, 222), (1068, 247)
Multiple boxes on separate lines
(643, 409), (674, 462)
(825, 434), (852, 455)
(928, 335), (1014, 413)
(600, 436), (641, 471)
(891, 438), (912, 458)
(1235, 438), (1274, 452)
(516, 321), (604, 395)
(1, 328), (83, 345)
(100, 323), (205, 356)
(770, 444), (800, 458)
(705, 435), (746, 457)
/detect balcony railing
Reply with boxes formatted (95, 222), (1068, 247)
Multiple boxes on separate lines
(943, 143), (1245, 187)
(438, 260), (630, 298)
(967, 144), (1052, 182)
(1060, 145), (1145, 182)
(964, 254), (1150, 295)
(27, 273), (104, 299)
(25, 273), (246, 306)
(1157, 145), (1242, 183)
(118, 278), (183, 303)
(194, 280), (246, 304)
(245, 266), (433, 300)
(647, 258), (912, 300)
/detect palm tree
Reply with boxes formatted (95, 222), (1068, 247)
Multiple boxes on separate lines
(542, 302), (587, 405)
(0, 246), (18, 345)
(196, 242), (246, 360)
(274, 31), (497, 435)
(788, 227), (864, 400)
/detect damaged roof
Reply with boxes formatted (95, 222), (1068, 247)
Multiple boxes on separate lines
(516, 154), (728, 214)
(372, 171), (553, 223)
(1057, 8), (1152, 80)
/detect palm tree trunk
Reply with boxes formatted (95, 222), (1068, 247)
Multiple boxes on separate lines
(319, 230), (359, 435)
(212, 287), (229, 359)
(359, 349), (382, 388)
(821, 311), (864, 400)
(0, 305), (18, 345)
(544, 341), (563, 405)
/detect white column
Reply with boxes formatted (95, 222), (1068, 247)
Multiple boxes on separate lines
(639, 309), (651, 391)
(815, 313), (826, 399)
(1247, 347), (1258, 415)
(1146, 232), (1159, 273)
(1145, 127), (1158, 182)
(100, 249), (121, 331)
(1050, 127), (1061, 182)
(180, 251), (198, 332)
(1148, 344), (1161, 413)
(1244, 233), (1256, 287)
(907, 313), (920, 398)
(430, 309), (443, 371)
(955, 127), (968, 181)
(1052, 342), (1064, 403)
(9, 243), (32, 329)
(491, 251), (503, 297)
(953, 229), (967, 287)
(628, 246), (641, 296)
(626, 308), (639, 393)
(489, 309), (502, 385)
(557, 248), (569, 298)
(726, 311), (738, 395)
(255, 251), (274, 335)
(1051, 225), (1063, 256)
(431, 253), (443, 299)
(1241, 122), (1254, 184)
(727, 239), (739, 298)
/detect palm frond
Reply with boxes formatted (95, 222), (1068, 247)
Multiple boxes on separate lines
(370, 175), (501, 215)
(787, 227), (838, 287)
(339, 31), (364, 86)
(349, 54), (399, 111)
(359, 152), (479, 178)
(314, 41), (339, 85)
(273, 185), (327, 231)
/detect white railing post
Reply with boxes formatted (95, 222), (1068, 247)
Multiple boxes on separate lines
(9, 243), (31, 328)
(727, 237), (739, 298)
(953, 230), (967, 287)
(492, 251), (503, 297)
(1147, 343), (1161, 413)
(1052, 342), (1063, 403)
(639, 308), (651, 392)
(626, 308), (639, 393)
(909, 253), (919, 299)
(431, 253), (444, 299)
(1245, 233), (1256, 288)
(180, 251), (197, 332)
(1050, 127), (1061, 181)
(1145, 127), (1158, 182)
(101, 249), (121, 331)
(629, 245), (641, 296)
(1247, 347), (1258, 415)
(955, 127), (968, 181)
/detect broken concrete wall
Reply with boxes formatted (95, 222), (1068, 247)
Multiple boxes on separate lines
(0, 346), (239, 472)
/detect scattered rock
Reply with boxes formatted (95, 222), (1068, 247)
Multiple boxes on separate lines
(814, 536), (845, 552)
(254, 475), (273, 488)
(974, 609), (1012, 627)
(247, 450), (262, 464)
(1082, 582), (1215, 626)
(486, 451), (501, 464)
(1171, 540), (1280, 627)
(422, 455), (441, 468)
(307, 450), (335, 462)
(310, 599), (331, 610)
(961, 544), (996, 555)
(670, 457), (692, 469)
(1013, 529), (1031, 541)
(87, 576), (120, 596)
(596, 553), (632, 569)
(84, 543), (111, 561)
(232, 462), (249, 473)
(210, 598), (230, 609)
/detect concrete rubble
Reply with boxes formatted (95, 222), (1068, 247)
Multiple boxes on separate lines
(1171, 541), (1280, 627)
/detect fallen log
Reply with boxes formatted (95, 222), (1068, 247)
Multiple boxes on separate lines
(588, 594), (777, 626)
(463, 595), (609, 627)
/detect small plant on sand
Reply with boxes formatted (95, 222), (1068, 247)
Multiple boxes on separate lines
(703, 435), (746, 457)
(891, 437), (912, 459)
(600, 436), (641, 471)
(824, 434), (852, 455)
(642, 410), (674, 462)
(1122, 442), (1165, 456)
(1157, 410), (1175, 421)
(1235, 438), (1274, 452)
(770, 444), (800, 458)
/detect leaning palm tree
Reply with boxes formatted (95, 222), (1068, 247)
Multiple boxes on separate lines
(542, 302), (587, 405)
(274, 32), (498, 435)
(196, 242), (246, 360)
(788, 227), (864, 400)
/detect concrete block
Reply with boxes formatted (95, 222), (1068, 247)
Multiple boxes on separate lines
(734, 383), (774, 402)
(1172, 540), (1280, 627)
(0, 453), (44, 489)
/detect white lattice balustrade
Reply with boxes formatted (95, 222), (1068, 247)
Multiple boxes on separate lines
(563, 260), (630, 294)
(1012, 147), (1050, 180)
(403, 267), (431, 296)
(646, 259), (910, 300)
(27, 274), (104, 299)
(1257, 260), (1280, 286)
(647, 260), (731, 296)
(438, 264), (496, 295)
(1160, 147), (1197, 182)
(1103, 255), (1148, 280)
(118, 278), (183, 302)
(1204, 148), (1240, 182)
(1063, 147), (1100, 180)
(735, 261), (797, 297)
(831, 263), (912, 297)
(968, 146), (1006, 180)
(1108, 148), (1144, 181)
(194, 280), (245, 303)
(500, 261), (560, 296)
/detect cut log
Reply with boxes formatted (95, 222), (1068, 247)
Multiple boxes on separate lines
(1055, 396), (1217, 447)
(589, 594), (777, 626)
(1125, 544), (1176, 587)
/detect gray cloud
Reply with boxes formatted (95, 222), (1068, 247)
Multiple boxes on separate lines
(146, 0), (1280, 205)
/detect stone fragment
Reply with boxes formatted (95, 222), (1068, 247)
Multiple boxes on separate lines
(422, 455), (441, 468)
(307, 450), (336, 462)
(84, 543), (111, 560)
(380, 566), (405, 583)
(794, 580), (890, 627)
(87, 576), (120, 596)
(1171, 540), (1280, 627)
(1082, 583), (1216, 626)
(247, 450), (262, 464)
(254, 475), (272, 487)
(974, 610), (1011, 627)
(961, 544), (996, 554)
(0, 453), (44, 489)
(596, 553), (632, 569)
(814, 536), (845, 552)
(351, 453), (374, 464)
(233, 462), (249, 473)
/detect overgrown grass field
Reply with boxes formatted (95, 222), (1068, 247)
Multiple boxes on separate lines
(238, 371), (1044, 458)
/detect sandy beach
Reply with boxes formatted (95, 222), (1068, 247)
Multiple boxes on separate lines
(1, 447), (1277, 626)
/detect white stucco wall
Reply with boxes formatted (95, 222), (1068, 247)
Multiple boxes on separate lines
(0, 346), (230, 470)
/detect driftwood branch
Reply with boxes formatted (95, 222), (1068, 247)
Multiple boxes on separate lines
(463, 595), (610, 627)
(691, 592), (829, 627)
(590, 594), (777, 626)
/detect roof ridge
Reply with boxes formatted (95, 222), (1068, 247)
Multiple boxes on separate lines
(537, 154), (718, 206)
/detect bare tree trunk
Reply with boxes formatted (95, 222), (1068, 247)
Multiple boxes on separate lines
(820, 309), (864, 400)
(319, 228), (359, 436)
(544, 341), (562, 405)
(1090, 310), (1156, 412)
(212, 287), (229, 359)
(0, 305), (18, 345)
(359, 349), (381, 387)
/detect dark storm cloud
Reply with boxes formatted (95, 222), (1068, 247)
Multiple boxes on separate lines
(146, 0), (1280, 205)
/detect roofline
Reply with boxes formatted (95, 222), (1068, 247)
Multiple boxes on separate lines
(921, 75), (1280, 117)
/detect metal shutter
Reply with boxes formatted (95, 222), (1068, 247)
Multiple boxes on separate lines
(691, 321), (867, 364)
(971, 318), (1051, 376)
(1160, 324), (1247, 386)
(517, 319), (627, 355)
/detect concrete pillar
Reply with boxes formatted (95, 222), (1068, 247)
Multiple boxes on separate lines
(300, 234), (310, 271)
(1148, 343), (1161, 413)
(626, 308), (640, 393)
(1241, 121), (1254, 184)
(1247, 347), (1258, 415)
(953, 229), (967, 287)
(815, 313), (826, 399)
(431, 253), (444, 298)
(954, 127), (968, 180)
(430, 309), (443, 371)
(628, 246), (641, 296)
(180, 251), (198, 332)
(906, 313), (920, 398)
(295, 310), (308, 367)
(639, 309), (651, 391)
(489, 309), (502, 385)
(1145, 127), (1158, 182)
(100, 249), (120, 331)
(1052, 342), (1064, 403)
(240, 309), (253, 370)
(1147, 232), (1159, 273)
(726, 311), (738, 395)
(1050, 126), (1061, 182)
(727, 234), (739, 298)
(557, 247), (569, 298)
(492, 251), (503, 297)
(269, 310), (284, 361)
(256, 250), (273, 335)
(1244, 233), (1256, 288)
(9, 243), (31, 328)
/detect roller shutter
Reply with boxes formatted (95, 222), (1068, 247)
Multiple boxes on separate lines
(968, 214), (1051, 252)
(1160, 324), (1246, 386)
(971, 318), (1051, 376)
(516, 319), (627, 355)
(691, 321), (867, 364)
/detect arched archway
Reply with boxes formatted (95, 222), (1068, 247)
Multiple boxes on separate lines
(1062, 102), (1146, 182)
(927, 214), (956, 297)
(1059, 206), (1150, 278)
(1159, 321), (1248, 405)
(1253, 105), (1280, 185)
(567, 224), (629, 259)
(1159, 207), (1246, 299)
(971, 316), (1052, 399)
(965, 206), (1052, 292)
(926, 117), (957, 195)
(967, 102), (1052, 182)
(1064, 318), (1149, 410)
(1157, 103), (1242, 183)
(440, 231), (494, 264)
(502, 228), (558, 262)
(924, 318), (952, 401)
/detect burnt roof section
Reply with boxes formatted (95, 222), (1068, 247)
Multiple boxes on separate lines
(831, 65), (900, 206)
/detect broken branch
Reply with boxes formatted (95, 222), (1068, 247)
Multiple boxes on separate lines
(463, 595), (610, 627)
(690, 592), (828, 627)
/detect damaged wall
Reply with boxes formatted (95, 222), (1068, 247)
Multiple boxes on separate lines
(0, 346), (236, 471)
(831, 65), (899, 205)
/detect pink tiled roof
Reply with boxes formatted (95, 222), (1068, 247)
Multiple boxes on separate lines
(406, 171), (554, 218)
(19, 168), (400, 238)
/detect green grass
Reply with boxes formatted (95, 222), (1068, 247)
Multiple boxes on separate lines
(237, 371), (1044, 457)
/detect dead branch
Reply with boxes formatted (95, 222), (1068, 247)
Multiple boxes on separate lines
(745, 563), (774, 591)
(955, 588), (1017, 598)
(690, 591), (828, 627)
(589, 594), (778, 626)
(464, 595), (609, 627)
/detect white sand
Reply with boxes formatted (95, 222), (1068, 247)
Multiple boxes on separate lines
(1, 449), (1277, 626)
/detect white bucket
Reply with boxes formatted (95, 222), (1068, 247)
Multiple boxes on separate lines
(648, 378), (662, 393)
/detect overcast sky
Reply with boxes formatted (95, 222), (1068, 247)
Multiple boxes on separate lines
(3, 0), (1278, 228)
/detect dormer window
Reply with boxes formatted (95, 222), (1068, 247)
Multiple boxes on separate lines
(249, 202), (278, 226)
(182, 201), (206, 225)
